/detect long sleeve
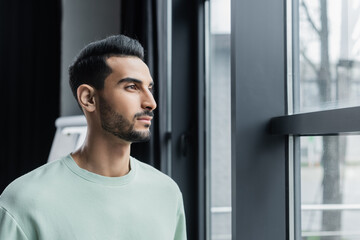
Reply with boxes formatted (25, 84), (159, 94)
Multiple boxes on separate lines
(0, 207), (29, 240)
(174, 192), (187, 240)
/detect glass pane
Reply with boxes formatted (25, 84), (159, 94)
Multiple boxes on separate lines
(300, 135), (360, 239)
(207, 0), (231, 239)
(296, 0), (360, 113)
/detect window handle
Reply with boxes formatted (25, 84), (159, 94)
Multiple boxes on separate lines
(179, 132), (191, 157)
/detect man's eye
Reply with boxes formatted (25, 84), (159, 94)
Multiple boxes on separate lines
(126, 85), (137, 90)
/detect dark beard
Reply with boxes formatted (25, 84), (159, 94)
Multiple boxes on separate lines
(99, 96), (152, 143)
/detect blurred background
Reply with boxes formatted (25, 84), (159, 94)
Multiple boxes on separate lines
(0, 1), (210, 240)
(2, 0), (360, 240)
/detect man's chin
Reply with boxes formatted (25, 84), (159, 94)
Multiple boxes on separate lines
(130, 137), (151, 143)
(135, 121), (151, 129)
(127, 130), (151, 143)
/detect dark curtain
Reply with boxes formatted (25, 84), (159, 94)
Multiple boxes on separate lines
(120, 0), (168, 170)
(0, 0), (61, 192)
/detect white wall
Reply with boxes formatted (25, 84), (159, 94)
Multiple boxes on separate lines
(61, 0), (121, 116)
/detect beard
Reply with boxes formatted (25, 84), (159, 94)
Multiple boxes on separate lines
(99, 96), (153, 143)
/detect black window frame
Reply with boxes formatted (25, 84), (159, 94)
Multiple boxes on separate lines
(231, 0), (288, 239)
(170, 0), (360, 239)
(267, 1), (360, 240)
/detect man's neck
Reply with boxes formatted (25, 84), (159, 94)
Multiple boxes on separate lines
(71, 135), (131, 177)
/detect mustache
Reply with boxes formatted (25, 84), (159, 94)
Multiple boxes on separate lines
(134, 111), (154, 118)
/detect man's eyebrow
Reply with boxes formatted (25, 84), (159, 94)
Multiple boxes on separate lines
(118, 77), (154, 86)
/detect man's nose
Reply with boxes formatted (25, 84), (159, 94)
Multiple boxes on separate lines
(141, 90), (157, 111)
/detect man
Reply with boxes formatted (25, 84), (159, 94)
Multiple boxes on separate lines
(0, 34), (187, 239)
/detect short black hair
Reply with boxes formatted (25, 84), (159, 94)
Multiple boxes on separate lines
(68, 34), (144, 99)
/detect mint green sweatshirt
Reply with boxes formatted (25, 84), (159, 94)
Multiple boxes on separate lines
(0, 155), (187, 239)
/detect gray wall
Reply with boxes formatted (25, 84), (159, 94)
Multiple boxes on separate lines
(61, 0), (121, 116)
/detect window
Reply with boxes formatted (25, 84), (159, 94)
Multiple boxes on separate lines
(297, 0), (360, 113)
(290, 0), (360, 239)
(300, 135), (360, 239)
(206, 0), (231, 239)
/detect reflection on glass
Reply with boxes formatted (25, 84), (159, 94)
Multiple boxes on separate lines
(207, 0), (231, 239)
(297, 0), (360, 113)
(301, 135), (360, 240)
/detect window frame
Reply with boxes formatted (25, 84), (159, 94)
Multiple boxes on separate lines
(268, 0), (360, 239)
(231, 0), (288, 239)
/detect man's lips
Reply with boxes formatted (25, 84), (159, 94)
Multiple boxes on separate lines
(137, 117), (152, 124)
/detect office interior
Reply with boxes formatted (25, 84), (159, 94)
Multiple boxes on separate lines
(1, 0), (360, 239)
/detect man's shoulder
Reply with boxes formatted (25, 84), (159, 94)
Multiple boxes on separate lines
(133, 157), (181, 192)
(0, 156), (68, 210)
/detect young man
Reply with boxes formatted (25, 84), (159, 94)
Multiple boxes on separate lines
(0, 35), (187, 239)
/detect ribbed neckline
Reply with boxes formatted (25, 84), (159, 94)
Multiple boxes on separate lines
(63, 154), (137, 186)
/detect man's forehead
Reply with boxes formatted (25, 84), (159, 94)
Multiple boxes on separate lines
(107, 56), (149, 73)
(106, 55), (143, 65)
(105, 56), (153, 83)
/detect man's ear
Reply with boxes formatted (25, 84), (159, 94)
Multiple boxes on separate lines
(77, 84), (96, 112)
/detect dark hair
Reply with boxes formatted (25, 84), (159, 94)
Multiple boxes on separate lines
(68, 34), (144, 99)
